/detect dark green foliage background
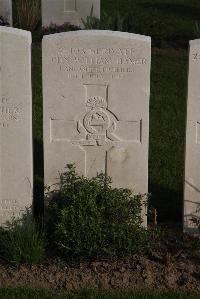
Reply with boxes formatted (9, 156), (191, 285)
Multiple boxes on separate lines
(101, 0), (200, 46)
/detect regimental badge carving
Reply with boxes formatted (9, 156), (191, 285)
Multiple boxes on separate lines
(50, 84), (142, 178)
(0, 96), (22, 127)
(50, 84), (142, 146)
(72, 85), (120, 146)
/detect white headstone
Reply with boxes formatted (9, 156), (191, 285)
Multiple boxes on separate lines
(42, 0), (100, 28)
(43, 30), (151, 225)
(184, 39), (200, 234)
(0, 0), (12, 26)
(0, 26), (32, 225)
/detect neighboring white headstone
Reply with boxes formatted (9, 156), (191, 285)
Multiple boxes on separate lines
(42, 0), (100, 28)
(0, 0), (12, 26)
(43, 30), (151, 225)
(0, 26), (32, 225)
(184, 39), (200, 234)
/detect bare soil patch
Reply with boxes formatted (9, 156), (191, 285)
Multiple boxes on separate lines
(0, 230), (199, 293)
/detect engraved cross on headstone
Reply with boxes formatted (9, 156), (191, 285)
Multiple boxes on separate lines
(50, 84), (142, 177)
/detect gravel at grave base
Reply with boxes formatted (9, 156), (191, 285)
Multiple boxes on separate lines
(0, 252), (199, 292)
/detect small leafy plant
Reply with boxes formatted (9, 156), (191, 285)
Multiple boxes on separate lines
(0, 16), (9, 26)
(0, 218), (44, 266)
(42, 22), (80, 35)
(189, 204), (200, 238)
(190, 217), (200, 239)
(32, 22), (80, 43)
(46, 164), (148, 261)
(194, 21), (200, 38)
(81, 5), (100, 29)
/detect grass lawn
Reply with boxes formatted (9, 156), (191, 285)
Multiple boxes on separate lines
(149, 49), (187, 222)
(0, 288), (198, 299)
(101, 0), (200, 44)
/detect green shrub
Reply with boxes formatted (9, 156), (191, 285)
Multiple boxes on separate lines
(32, 22), (80, 43)
(42, 22), (80, 34)
(46, 164), (148, 261)
(0, 218), (44, 266)
(82, 5), (100, 29)
(194, 21), (200, 38)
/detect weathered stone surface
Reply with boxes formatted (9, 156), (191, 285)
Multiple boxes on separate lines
(43, 30), (151, 224)
(42, 0), (100, 28)
(0, 0), (12, 26)
(0, 26), (32, 225)
(184, 39), (200, 234)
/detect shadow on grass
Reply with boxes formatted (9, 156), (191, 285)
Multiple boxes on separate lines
(139, 2), (200, 20)
(149, 182), (182, 224)
(33, 138), (44, 220)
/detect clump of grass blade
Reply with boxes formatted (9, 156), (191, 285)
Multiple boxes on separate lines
(14, 0), (40, 31)
(0, 218), (44, 266)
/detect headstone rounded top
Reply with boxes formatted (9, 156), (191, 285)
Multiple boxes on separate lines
(189, 39), (200, 46)
(0, 26), (32, 42)
(43, 30), (151, 43)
